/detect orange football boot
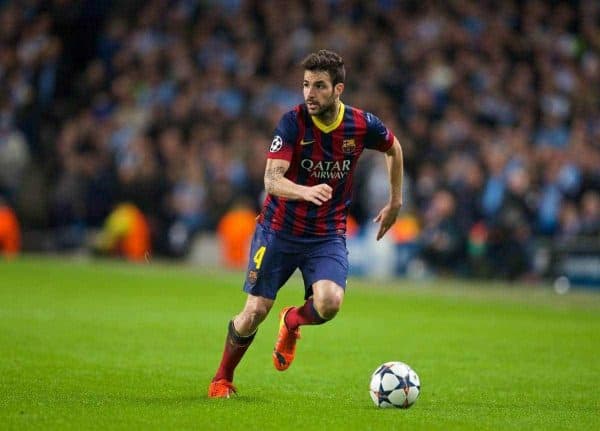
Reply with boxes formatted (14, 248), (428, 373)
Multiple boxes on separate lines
(272, 306), (301, 371)
(208, 379), (237, 398)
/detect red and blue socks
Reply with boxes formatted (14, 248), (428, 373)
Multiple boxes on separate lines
(284, 298), (327, 330)
(212, 320), (256, 382)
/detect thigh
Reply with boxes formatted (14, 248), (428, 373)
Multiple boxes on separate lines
(243, 224), (299, 300)
(299, 236), (349, 300)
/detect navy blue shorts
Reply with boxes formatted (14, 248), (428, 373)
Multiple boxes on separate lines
(243, 223), (348, 300)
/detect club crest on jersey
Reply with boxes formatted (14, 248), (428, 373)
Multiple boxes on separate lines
(342, 139), (356, 154)
(247, 270), (258, 285)
(270, 135), (283, 152)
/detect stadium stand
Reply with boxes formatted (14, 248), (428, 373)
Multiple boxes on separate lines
(1, 0), (598, 282)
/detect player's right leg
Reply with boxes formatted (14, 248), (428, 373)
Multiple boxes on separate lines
(210, 223), (296, 397)
(209, 294), (274, 398)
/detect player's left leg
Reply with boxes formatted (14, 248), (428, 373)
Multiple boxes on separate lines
(283, 278), (345, 330)
(273, 236), (348, 371)
(272, 281), (345, 371)
(310, 279), (345, 320)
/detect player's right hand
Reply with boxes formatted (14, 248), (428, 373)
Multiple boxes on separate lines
(303, 183), (332, 206)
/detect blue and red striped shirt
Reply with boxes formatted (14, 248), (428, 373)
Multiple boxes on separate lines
(258, 102), (395, 237)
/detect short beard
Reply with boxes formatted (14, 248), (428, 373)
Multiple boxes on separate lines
(312, 96), (337, 118)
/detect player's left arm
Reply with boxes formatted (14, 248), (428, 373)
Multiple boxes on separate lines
(373, 137), (403, 241)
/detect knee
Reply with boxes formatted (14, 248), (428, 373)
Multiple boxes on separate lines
(314, 290), (343, 320)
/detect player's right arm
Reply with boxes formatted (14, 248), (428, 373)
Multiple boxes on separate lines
(264, 158), (332, 206)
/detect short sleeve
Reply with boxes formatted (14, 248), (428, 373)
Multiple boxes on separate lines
(268, 110), (299, 161)
(363, 112), (395, 152)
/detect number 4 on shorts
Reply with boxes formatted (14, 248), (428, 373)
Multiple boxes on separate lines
(253, 246), (266, 270)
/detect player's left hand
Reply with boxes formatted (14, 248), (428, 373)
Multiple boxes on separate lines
(373, 203), (402, 241)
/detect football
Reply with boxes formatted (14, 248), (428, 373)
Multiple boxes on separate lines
(369, 361), (420, 408)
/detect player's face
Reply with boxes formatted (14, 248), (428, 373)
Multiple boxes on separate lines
(303, 70), (343, 117)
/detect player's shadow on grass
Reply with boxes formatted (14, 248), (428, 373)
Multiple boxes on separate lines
(127, 394), (269, 405)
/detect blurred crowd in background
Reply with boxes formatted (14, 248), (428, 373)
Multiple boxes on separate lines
(0, 0), (599, 280)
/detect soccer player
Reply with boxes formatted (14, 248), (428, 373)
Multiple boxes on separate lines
(208, 49), (404, 398)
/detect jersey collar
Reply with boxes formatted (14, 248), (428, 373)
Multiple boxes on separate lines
(311, 102), (345, 133)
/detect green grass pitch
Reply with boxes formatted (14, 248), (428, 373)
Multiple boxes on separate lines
(1, 256), (599, 430)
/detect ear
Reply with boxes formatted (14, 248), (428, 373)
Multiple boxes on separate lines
(334, 82), (344, 97)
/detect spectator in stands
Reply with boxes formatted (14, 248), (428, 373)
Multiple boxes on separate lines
(580, 190), (600, 237)
(50, 112), (114, 248)
(487, 166), (536, 279)
(166, 151), (209, 257)
(556, 201), (582, 242)
(0, 98), (30, 205)
(419, 189), (465, 274)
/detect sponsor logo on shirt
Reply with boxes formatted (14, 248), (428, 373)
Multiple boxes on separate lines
(300, 159), (351, 179)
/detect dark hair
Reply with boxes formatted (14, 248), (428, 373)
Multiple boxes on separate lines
(301, 49), (345, 85)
